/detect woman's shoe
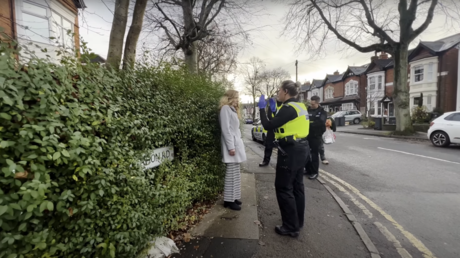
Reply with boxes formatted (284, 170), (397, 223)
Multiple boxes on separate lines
(235, 200), (242, 205)
(224, 201), (241, 211)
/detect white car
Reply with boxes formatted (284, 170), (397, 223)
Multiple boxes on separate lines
(251, 121), (266, 142)
(427, 111), (460, 147)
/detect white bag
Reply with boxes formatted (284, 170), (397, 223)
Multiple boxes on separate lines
(147, 237), (180, 258)
(322, 128), (336, 145)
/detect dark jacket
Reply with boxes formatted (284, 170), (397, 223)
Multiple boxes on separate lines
(308, 106), (327, 138)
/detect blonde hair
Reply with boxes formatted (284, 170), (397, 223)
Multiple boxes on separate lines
(219, 89), (241, 118)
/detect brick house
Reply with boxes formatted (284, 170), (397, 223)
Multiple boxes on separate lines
(408, 33), (460, 113)
(342, 65), (368, 113)
(321, 70), (366, 113)
(0, 0), (85, 62)
(299, 81), (311, 103)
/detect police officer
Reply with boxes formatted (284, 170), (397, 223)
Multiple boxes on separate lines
(258, 80), (310, 237)
(259, 97), (282, 167)
(305, 95), (327, 179)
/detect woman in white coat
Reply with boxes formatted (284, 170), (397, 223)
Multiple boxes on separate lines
(219, 90), (247, 211)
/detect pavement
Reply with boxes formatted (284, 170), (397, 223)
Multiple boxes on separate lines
(173, 127), (373, 258)
(337, 124), (429, 141)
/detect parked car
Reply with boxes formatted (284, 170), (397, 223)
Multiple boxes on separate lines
(427, 111), (460, 147)
(331, 110), (362, 124)
(251, 121), (266, 142)
(244, 118), (253, 124)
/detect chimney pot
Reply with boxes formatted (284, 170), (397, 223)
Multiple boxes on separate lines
(379, 52), (389, 59)
(333, 70), (339, 75)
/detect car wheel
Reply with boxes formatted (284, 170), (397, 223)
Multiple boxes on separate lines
(430, 131), (450, 147)
(353, 118), (361, 124)
(252, 131), (256, 141)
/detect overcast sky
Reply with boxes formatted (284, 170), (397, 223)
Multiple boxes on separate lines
(78, 1), (458, 103)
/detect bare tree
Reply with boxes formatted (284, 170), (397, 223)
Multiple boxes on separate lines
(196, 25), (240, 77)
(106, 0), (130, 69)
(284, 0), (460, 134)
(243, 57), (266, 120)
(259, 68), (291, 97)
(145, 0), (254, 73)
(123, 0), (149, 70)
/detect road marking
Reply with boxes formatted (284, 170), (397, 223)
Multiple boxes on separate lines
(374, 222), (413, 258)
(377, 147), (460, 165)
(321, 174), (373, 219)
(320, 170), (436, 258)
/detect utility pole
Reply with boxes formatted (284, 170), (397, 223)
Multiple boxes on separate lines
(295, 60), (298, 82)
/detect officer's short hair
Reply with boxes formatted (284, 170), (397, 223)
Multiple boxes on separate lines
(311, 96), (320, 102)
(281, 80), (300, 97)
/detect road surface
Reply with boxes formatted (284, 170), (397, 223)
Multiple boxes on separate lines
(243, 124), (460, 258)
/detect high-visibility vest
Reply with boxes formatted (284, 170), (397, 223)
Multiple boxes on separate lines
(263, 102), (282, 134)
(274, 102), (310, 140)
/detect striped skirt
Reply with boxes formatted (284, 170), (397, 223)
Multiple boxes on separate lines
(224, 163), (242, 202)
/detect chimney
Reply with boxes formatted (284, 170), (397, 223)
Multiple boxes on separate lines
(371, 55), (378, 62)
(333, 70), (339, 75)
(379, 52), (388, 59)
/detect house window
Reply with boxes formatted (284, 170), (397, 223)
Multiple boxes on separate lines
(345, 80), (358, 96)
(426, 95), (432, 111)
(51, 12), (74, 47)
(427, 63), (434, 81)
(325, 88), (334, 99)
(413, 97), (420, 105)
(369, 77), (376, 90)
(388, 103), (394, 116)
(20, 1), (50, 44)
(377, 75), (383, 89)
(342, 103), (355, 111)
(299, 94), (304, 102)
(414, 65), (424, 82)
(377, 101), (382, 115)
(323, 105), (329, 112)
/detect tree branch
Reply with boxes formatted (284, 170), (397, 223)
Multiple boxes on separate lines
(359, 0), (395, 45)
(155, 3), (182, 40)
(410, 0), (439, 40)
(310, 0), (392, 53)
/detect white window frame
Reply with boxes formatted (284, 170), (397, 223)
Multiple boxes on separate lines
(413, 65), (424, 82)
(377, 75), (383, 90)
(15, 0), (75, 47)
(427, 63), (434, 81)
(325, 87), (334, 99)
(369, 77), (376, 90)
(345, 80), (358, 96)
(323, 105), (329, 112)
(342, 103), (355, 111)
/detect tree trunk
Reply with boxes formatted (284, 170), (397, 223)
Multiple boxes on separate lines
(183, 41), (198, 73)
(122, 0), (148, 70)
(252, 96), (256, 121)
(393, 44), (414, 134)
(106, 0), (130, 69)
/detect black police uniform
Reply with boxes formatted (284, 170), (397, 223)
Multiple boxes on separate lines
(305, 106), (327, 177)
(261, 101), (282, 166)
(260, 98), (310, 234)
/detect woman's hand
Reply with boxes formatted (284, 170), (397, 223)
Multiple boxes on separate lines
(229, 149), (236, 156)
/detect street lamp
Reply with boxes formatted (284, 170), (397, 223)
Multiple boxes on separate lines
(295, 60), (298, 82)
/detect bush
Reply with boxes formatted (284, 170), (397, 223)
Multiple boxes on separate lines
(0, 41), (225, 257)
(411, 106), (430, 124)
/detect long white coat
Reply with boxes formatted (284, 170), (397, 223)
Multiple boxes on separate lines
(219, 105), (247, 163)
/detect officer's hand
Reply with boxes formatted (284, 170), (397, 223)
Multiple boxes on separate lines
(258, 95), (266, 109)
(229, 149), (236, 156)
(269, 98), (276, 113)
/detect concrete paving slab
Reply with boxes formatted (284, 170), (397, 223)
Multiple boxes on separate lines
(191, 172), (259, 240)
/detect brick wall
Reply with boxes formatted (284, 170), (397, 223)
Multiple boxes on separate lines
(359, 74), (367, 108)
(385, 68), (394, 97)
(0, 0), (15, 41)
(411, 48), (434, 62)
(438, 47), (459, 112)
(330, 81), (344, 97)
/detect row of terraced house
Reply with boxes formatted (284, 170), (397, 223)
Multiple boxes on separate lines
(299, 33), (460, 119)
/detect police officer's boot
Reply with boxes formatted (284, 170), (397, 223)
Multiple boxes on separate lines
(259, 160), (269, 167)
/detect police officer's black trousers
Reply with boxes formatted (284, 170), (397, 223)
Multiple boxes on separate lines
(263, 131), (275, 163)
(275, 142), (309, 231)
(305, 136), (321, 176)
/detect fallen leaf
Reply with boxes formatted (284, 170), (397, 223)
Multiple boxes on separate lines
(184, 233), (191, 243)
(258, 241), (266, 246)
(254, 220), (262, 226)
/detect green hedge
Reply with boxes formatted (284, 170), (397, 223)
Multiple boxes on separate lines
(0, 42), (225, 258)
